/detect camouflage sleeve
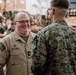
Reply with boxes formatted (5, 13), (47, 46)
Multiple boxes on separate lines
(31, 31), (47, 75)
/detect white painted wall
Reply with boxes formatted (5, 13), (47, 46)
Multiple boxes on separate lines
(26, 0), (50, 15)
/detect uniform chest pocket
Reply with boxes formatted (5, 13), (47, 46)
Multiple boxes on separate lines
(10, 49), (27, 65)
(10, 49), (22, 55)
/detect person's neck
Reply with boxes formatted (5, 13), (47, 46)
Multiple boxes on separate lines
(15, 30), (30, 37)
(19, 34), (29, 37)
(53, 16), (65, 22)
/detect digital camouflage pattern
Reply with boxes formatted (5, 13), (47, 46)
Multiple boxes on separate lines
(31, 20), (76, 75)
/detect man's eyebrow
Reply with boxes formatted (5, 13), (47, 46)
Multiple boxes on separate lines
(16, 20), (30, 23)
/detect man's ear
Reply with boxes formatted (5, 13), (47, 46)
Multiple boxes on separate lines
(14, 22), (16, 25)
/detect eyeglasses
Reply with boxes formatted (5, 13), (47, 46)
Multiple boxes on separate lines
(16, 20), (30, 23)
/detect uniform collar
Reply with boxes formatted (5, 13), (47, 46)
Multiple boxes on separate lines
(27, 32), (36, 44)
(54, 20), (68, 26)
(14, 31), (36, 44)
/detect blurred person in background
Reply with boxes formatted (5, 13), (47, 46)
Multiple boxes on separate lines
(3, 19), (15, 34)
(0, 16), (7, 39)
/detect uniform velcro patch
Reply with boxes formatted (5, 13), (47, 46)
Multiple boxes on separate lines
(0, 43), (5, 51)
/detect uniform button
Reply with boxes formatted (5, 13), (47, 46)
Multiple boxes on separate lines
(28, 51), (31, 56)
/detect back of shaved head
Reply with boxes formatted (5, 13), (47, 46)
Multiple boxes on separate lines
(51, 0), (70, 9)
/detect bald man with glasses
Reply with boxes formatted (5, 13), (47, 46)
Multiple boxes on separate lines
(0, 12), (36, 75)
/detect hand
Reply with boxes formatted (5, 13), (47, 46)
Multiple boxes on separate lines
(4, 32), (7, 35)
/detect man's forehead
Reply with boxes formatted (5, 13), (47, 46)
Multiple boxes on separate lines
(14, 12), (29, 21)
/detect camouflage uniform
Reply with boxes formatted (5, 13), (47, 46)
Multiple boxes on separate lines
(31, 20), (76, 75)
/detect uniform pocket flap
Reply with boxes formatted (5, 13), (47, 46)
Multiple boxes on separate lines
(10, 49), (22, 55)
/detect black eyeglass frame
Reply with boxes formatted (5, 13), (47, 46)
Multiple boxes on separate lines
(16, 20), (30, 23)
